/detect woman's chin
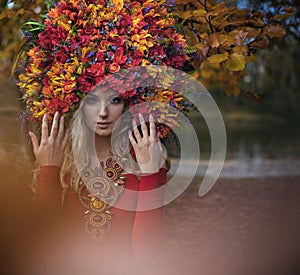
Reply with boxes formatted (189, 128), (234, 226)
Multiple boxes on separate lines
(94, 129), (112, 137)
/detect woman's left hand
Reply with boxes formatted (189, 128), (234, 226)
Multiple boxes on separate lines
(128, 113), (166, 174)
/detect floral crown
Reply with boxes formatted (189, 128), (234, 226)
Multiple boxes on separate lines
(16, 0), (193, 139)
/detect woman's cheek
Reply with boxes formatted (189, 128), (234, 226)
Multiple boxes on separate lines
(83, 106), (97, 129)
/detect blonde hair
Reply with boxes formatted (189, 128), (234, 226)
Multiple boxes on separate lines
(33, 99), (168, 202)
(58, 99), (138, 194)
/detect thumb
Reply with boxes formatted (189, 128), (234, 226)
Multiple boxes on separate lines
(29, 131), (39, 153)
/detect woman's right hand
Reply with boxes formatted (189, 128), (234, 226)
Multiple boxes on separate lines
(28, 112), (69, 167)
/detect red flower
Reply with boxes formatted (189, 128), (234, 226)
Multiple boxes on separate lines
(129, 100), (151, 118)
(38, 25), (67, 49)
(119, 14), (133, 28)
(64, 81), (76, 93)
(113, 48), (127, 64)
(79, 35), (90, 47)
(117, 14), (133, 34)
(144, 15), (158, 29)
(86, 62), (105, 77)
(119, 88), (137, 99)
(165, 55), (187, 69)
(80, 24), (102, 40)
(78, 73), (97, 92)
(148, 45), (166, 60)
(100, 40), (110, 49)
(96, 51), (105, 61)
(55, 49), (69, 63)
(108, 35), (125, 47)
(42, 76), (49, 86)
(126, 50), (143, 67)
(45, 98), (69, 114)
(64, 93), (79, 105)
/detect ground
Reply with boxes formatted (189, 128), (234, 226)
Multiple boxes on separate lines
(159, 176), (300, 275)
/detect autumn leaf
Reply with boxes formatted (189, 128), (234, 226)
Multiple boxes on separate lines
(185, 28), (200, 46)
(174, 10), (192, 20)
(264, 25), (286, 38)
(175, 0), (192, 5)
(219, 34), (234, 47)
(191, 9), (207, 17)
(16, 8), (25, 16)
(234, 30), (248, 46)
(209, 33), (220, 48)
(283, 7), (296, 13)
(207, 52), (229, 64)
(225, 53), (246, 71)
(232, 45), (248, 57)
(273, 13), (294, 21)
(250, 38), (267, 49)
(0, 10), (10, 20)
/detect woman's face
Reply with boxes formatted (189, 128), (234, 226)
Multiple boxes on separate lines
(82, 87), (125, 137)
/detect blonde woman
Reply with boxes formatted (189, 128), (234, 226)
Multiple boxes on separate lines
(16, 0), (191, 272)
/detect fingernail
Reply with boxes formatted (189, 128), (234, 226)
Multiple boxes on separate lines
(149, 114), (154, 120)
(138, 113), (143, 119)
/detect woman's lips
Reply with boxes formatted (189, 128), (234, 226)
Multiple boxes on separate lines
(96, 122), (111, 129)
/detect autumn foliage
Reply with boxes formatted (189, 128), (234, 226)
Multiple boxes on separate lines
(173, 0), (294, 96)
(0, 0), (295, 97)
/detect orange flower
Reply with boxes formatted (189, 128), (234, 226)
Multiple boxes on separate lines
(108, 62), (120, 73)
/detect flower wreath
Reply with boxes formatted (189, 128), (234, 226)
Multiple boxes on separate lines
(16, 0), (194, 139)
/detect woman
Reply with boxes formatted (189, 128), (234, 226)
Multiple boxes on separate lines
(16, 0), (192, 272)
(28, 85), (168, 260)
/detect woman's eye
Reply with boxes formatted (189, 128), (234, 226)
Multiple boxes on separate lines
(110, 97), (123, 104)
(85, 96), (98, 105)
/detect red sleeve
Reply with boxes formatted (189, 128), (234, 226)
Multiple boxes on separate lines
(132, 168), (167, 261)
(37, 166), (63, 210)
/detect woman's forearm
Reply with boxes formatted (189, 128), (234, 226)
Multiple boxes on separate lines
(132, 168), (167, 260)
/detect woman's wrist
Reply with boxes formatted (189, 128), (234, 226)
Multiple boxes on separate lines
(138, 163), (159, 175)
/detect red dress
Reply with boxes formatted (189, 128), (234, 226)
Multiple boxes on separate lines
(37, 166), (168, 265)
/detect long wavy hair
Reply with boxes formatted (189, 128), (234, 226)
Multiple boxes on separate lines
(59, 99), (139, 195)
(32, 97), (169, 202)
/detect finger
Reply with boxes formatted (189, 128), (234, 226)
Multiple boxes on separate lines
(62, 128), (70, 150)
(132, 118), (142, 143)
(149, 114), (156, 141)
(28, 131), (39, 153)
(41, 113), (49, 143)
(138, 113), (148, 139)
(57, 115), (65, 141)
(50, 111), (59, 138)
(128, 130), (137, 146)
(157, 131), (162, 151)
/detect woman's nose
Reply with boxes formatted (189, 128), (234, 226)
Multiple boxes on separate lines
(98, 103), (108, 118)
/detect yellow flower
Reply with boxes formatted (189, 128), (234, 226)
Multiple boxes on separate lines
(35, 108), (47, 118)
(112, 0), (124, 13)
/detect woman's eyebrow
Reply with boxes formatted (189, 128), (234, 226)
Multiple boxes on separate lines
(86, 94), (98, 98)
(108, 94), (121, 99)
